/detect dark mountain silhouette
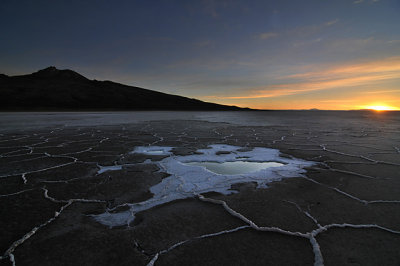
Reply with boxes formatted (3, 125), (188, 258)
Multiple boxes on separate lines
(0, 67), (250, 111)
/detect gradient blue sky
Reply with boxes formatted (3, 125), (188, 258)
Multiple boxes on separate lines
(1, 0), (399, 109)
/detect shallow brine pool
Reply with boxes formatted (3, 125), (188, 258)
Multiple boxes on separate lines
(93, 144), (315, 227)
(185, 161), (284, 175)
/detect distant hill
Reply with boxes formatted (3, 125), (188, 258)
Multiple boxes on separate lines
(0, 67), (250, 111)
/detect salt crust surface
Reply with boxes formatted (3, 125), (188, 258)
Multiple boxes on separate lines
(93, 144), (315, 227)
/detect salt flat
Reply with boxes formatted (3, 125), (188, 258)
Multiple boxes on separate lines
(0, 111), (399, 266)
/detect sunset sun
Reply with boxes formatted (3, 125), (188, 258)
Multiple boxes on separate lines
(363, 105), (398, 111)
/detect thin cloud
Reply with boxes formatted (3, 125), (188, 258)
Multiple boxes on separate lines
(320, 99), (356, 103)
(285, 18), (340, 40)
(257, 19), (337, 44)
(324, 19), (339, 26)
(285, 56), (400, 80)
(353, 0), (364, 4)
(210, 57), (400, 99)
(293, 38), (322, 47)
(258, 32), (278, 40)
(365, 89), (400, 94)
(257, 19), (338, 45)
(221, 73), (399, 99)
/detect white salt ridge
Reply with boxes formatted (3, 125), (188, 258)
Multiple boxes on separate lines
(131, 146), (173, 155)
(97, 165), (123, 174)
(94, 211), (134, 227)
(146, 194), (400, 266)
(97, 160), (154, 175)
(93, 144), (315, 227)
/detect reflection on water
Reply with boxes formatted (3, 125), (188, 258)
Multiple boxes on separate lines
(185, 161), (284, 175)
(145, 150), (166, 155)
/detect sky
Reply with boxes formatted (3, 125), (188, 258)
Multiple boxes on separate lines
(1, 0), (399, 110)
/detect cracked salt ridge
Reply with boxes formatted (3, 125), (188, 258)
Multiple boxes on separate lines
(96, 159), (153, 175)
(0, 151), (79, 179)
(303, 176), (400, 204)
(146, 225), (251, 266)
(320, 144), (400, 166)
(0, 188), (106, 263)
(96, 146), (173, 174)
(93, 144), (315, 227)
(146, 195), (400, 266)
(0, 188), (34, 198)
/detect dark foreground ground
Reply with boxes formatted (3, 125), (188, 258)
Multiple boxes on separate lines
(0, 111), (399, 266)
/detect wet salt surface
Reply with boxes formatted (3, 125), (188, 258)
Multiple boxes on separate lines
(185, 161), (284, 175)
(93, 144), (314, 227)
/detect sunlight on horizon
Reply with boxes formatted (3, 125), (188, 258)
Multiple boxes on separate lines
(360, 105), (399, 111)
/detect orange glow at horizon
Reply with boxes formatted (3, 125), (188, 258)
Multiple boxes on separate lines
(208, 96), (400, 110)
(359, 105), (399, 111)
(199, 56), (400, 110)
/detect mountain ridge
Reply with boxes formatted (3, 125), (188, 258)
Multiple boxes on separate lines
(0, 67), (251, 111)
